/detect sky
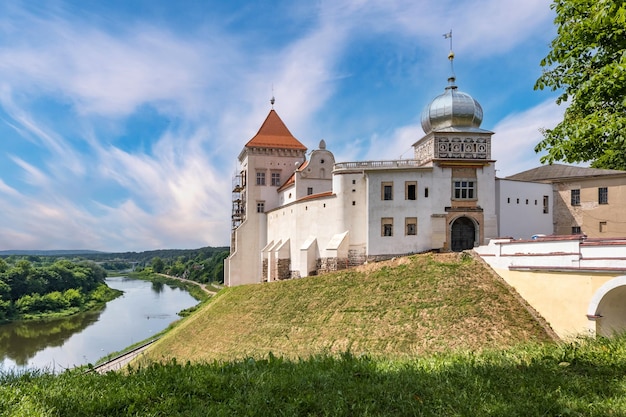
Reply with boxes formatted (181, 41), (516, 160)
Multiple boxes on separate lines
(0, 0), (566, 252)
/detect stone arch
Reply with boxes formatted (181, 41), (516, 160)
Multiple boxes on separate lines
(587, 275), (626, 337)
(449, 216), (477, 252)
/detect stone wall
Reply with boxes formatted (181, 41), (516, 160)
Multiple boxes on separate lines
(277, 258), (291, 281)
(262, 259), (268, 282)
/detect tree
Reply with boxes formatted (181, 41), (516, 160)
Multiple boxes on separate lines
(151, 257), (165, 273)
(534, 0), (626, 170)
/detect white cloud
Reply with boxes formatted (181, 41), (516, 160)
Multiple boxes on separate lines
(492, 98), (566, 177)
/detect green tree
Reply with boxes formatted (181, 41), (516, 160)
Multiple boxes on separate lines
(534, 0), (626, 169)
(151, 257), (165, 273)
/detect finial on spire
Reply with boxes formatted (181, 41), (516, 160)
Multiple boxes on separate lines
(443, 30), (456, 87)
(270, 84), (275, 108)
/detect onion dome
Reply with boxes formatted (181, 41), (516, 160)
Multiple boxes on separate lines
(421, 75), (483, 133)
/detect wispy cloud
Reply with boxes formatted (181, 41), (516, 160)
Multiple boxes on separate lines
(492, 98), (566, 177)
(0, 1), (562, 251)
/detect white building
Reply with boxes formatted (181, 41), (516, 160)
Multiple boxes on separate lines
(225, 64), (499, 286)
(496, 178), (554, 240)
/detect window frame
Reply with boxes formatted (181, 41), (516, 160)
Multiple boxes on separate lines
(270, 171), (281, 187)
(598, 187), (608, 204)
(405, 217), (417, 236)
(256, 171), (266, 186)
(543, 195), (549, 214)
(452, 178), (476, 200)
(571, 189), (580, 206)
(381, 182), (393, 201)
(256, 201), (265, 213)
(381, 217), (393, 237)
(405, 181), (417, 201)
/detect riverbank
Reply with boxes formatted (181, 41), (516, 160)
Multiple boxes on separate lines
(1, 284), (122, 324)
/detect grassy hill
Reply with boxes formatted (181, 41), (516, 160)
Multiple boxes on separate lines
(5, 252), (626, 416)
(142, 252), (555, 364)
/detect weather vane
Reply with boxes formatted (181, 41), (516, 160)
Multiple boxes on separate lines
(443, 30), (455, 82)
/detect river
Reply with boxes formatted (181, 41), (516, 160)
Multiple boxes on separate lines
(0, 276), (198, 373)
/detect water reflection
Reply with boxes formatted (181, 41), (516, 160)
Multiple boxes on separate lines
(0, 277), (197, 372)
(0, 311), (101, 365)
(152, 281), (164, 293)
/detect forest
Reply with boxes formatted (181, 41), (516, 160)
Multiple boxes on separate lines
(0, 258), (115, 322)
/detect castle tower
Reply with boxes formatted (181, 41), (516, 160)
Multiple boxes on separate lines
(412, 46), (497, 251)
(225, 108), (307, 286)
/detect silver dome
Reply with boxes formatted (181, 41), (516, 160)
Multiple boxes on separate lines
(421, 77), (483, 133)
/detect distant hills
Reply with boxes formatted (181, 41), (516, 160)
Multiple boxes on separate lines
(0, 249), (108, 256)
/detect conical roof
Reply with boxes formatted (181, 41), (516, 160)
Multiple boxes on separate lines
(245, 109), (307, 150)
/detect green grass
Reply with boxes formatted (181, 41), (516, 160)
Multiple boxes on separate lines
(143, 253), (553, 363)
(4, 252), (616, 416)
(1, 335), (626, 416)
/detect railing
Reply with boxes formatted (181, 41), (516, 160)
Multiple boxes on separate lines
(334, 159), (422, 170)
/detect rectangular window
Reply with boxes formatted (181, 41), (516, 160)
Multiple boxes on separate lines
(405, 217), (417, 236)
(405, 181), (417, 200)
(572, 226), (581, 234)
(600, 221), (608, 233)
(256, 171), (266, 186)
(571, 189), (580, 206)
(382, 182), (393, 200)
(453, 180), (475, 200)
(307, 187), (313, 195)
(381, 218), (393, 237)
(598, 187), (608, 204)
(543, 195), (549, 214)
(271, 172), (281, 186)
(256, 202), (265, 213)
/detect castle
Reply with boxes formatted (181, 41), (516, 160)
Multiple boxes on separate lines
(225, 60), (499, 286)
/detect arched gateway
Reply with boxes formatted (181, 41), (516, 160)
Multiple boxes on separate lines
(450, 217), (476, 252)
(587, 276), (626, 337)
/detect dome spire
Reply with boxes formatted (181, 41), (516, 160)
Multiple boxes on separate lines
(443, 30), (456, 89)
(420, 32), (484, 134)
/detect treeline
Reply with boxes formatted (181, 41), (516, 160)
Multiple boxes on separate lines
(0, 259), (114, 321)
(141, 248), (229, 284)
(0, 246), (230, 285)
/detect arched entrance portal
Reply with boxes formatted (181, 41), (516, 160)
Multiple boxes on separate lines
(587, 276), (626, 337)
(450, 216), (476, 252)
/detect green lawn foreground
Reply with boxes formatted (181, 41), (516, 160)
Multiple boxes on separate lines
(1, 335), (626, 416)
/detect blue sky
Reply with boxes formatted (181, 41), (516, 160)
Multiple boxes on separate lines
(0, 0), (564, 252)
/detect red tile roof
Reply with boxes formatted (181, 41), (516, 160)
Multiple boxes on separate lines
(245, 109), (307, 150)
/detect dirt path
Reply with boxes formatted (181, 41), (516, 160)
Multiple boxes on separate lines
(157, 273), (220, 295)
(92, 339), (157, 374)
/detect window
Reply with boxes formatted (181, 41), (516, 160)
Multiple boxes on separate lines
(405, 182), (416, 200)
(572, 226), (581, 234)
(507, 197), (510, 204)
(256, 202), (265, 213)
(571, 189), (580, 206)
(405, 217), (417, 235)
(307, 187), (313, 195)
(382, 182), (393, 200)
(600, 221), (608, 233)
(381, 218), (393, 237)
(543, 195), (549, 214)
(598, 187), (608, 204)
(525, 199), (529, 205)
(453, 180), (475, 199)
(271, 172), (281, 186)
(256, 171), (266, 186)
(424, 187), (429, 198)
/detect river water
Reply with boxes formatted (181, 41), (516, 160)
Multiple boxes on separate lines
(0, 277), (198, 373)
